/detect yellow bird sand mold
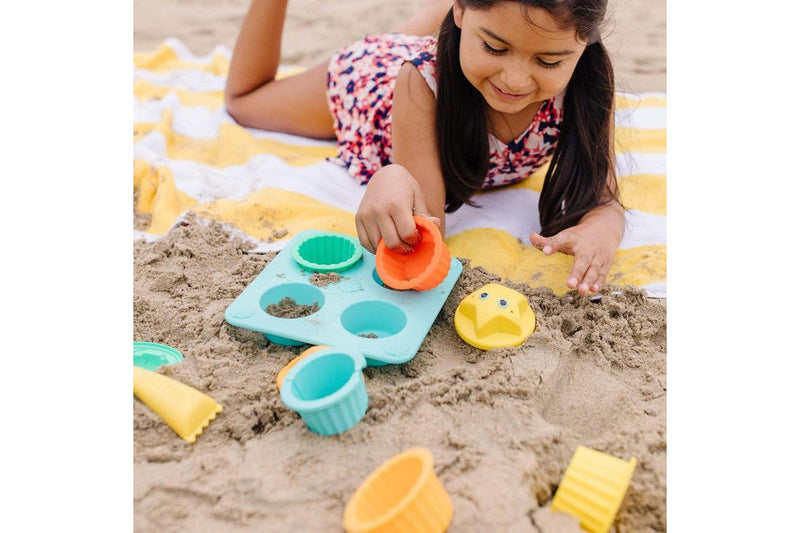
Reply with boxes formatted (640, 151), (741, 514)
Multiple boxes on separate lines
(454, 283), (536, 350)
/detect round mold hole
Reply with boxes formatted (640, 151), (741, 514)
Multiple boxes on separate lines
(340, 300), (407, 338)
(372, 268), (408, 291)
(261, 283), (325, 319)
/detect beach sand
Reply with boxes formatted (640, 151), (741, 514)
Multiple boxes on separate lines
(133, 1), (666, 531)
(133, 0), (666, 93)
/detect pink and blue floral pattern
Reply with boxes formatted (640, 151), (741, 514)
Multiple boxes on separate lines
(326, 33), (562, 189)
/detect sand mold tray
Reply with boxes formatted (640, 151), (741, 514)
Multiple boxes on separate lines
(225, 230), (462, 365)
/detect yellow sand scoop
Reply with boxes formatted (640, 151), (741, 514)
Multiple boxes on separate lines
(551, 446), (637, 533)
(133, 366), (222, 443)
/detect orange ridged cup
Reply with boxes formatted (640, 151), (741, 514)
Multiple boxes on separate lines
(375, 216), (450, 291)
(343, 447), (453, 533)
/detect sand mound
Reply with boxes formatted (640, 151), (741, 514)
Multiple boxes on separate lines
(134, 216), (666, 532)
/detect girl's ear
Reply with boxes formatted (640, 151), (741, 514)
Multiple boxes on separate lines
(453, 2), (465, 28)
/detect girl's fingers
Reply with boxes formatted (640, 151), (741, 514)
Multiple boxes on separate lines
(392, 212), (420, 249)
(376, 216), (405, 251)
(532, 230), (575, 256)
(422, 215), (441, 227)
(567, 253), (591, 291)
(589, 261), (612, 293)
(411, 190), (438, 227)
(529, 232), (554, 255)
(578, 260), (604, 294)
(356, 218), (380, 254)
(575, 256), (613, 294)
(529, 231), (545, 248)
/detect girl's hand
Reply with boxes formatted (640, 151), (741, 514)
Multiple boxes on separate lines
(529, 222), (620, 295)
(355, 164), (440, 254)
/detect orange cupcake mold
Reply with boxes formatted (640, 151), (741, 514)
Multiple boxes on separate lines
(344, 447), (453, 533)
(375, 216), (451, 291)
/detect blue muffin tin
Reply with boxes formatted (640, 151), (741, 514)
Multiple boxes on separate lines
(224, 230), (463, 366)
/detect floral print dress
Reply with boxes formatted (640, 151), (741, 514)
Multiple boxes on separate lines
(326, 33), (563, 188)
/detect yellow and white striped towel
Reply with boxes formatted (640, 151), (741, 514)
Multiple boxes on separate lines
(134, 38), (666, 297)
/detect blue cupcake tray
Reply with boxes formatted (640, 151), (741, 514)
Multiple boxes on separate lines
(224, 230), (462, 366)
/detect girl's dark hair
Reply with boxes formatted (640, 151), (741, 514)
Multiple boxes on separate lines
(435, 0), (619, 236)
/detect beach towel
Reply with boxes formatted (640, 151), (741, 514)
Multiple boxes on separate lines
(134, 38), (666, 297)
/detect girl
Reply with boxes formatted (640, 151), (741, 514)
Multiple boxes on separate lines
(225, 0), (623, 295)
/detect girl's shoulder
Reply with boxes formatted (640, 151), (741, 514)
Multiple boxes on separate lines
(359, 33), (437, 52)
(332, 33), (438, 91)
(349, 33), (437, 66)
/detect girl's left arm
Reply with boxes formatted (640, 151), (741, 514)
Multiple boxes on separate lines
(529, 110), (625, 294)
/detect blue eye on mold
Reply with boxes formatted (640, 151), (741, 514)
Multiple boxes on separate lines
(479, 292), (489, 299)
(498, 299), (508, 308)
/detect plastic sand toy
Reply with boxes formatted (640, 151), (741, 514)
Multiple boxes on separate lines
(279, 346), (368, 436)
(292, 232), (363, 273)
(133, 366), (223, 443)
(225, 229), (462, 366)
(375, 216), (451, 291)
(276, 345), (329, 391)
(344, 447), (453, 533)
(133, 341), (184, 371)
(551, 446), (638, 533)
(454, 283), (536, 350)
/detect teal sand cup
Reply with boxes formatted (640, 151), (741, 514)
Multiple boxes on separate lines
(279, 347), (368, 436)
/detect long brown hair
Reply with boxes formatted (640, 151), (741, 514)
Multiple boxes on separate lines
(434, 0), (618, 236)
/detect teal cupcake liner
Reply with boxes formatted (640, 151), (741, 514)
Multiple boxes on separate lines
(133, 341), (184, 371)
(291, 232), (363, 273)
(279, 347), (368, 436)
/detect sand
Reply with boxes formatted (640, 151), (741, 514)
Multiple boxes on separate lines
(133, 0), (666, 93)
(134, 217), (665, 532)
(133, 1), (666, 531)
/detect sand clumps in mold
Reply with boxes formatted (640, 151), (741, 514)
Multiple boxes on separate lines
(309, 272), (344, 286)
(134, 217), (666, 532)
(265, 297), (320, 318)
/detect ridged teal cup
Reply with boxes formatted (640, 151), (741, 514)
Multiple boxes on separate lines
(291, 232), (363, 273)
(279, 347), (368, 436)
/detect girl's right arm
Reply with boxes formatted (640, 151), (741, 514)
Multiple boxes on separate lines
(225, 0), (287, 110)
(224, 1), (335, 139)
(355, 62), (446, 253)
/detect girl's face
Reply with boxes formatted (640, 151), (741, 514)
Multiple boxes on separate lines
(453, 2), (587, 116)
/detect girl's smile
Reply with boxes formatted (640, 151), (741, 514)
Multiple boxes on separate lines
(490, 82), (532, 101)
